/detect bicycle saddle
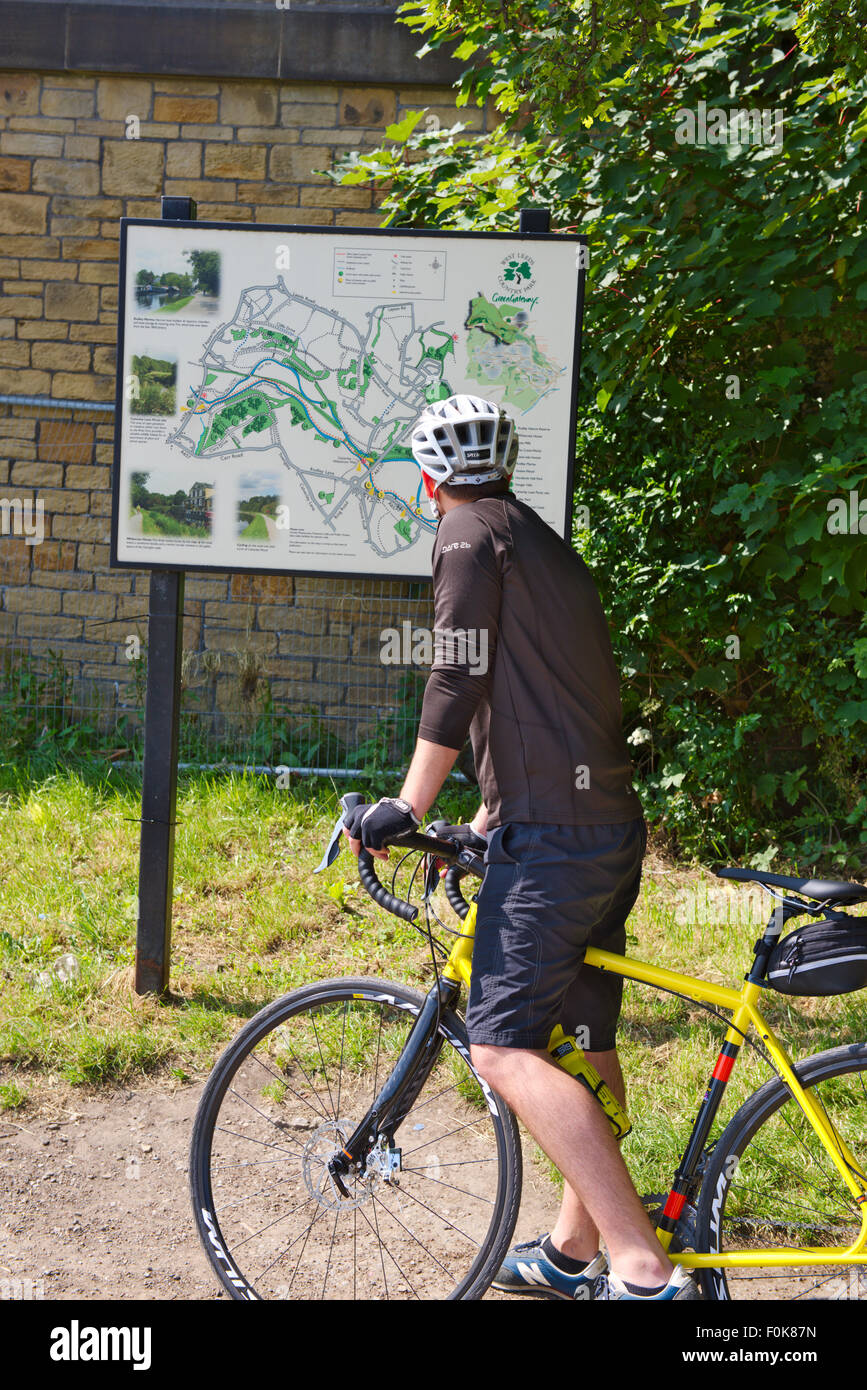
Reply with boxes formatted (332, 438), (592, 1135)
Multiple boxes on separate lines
(715, 866), (867, 906)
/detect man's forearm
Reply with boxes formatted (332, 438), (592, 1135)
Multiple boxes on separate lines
(399, 737), (460, 821)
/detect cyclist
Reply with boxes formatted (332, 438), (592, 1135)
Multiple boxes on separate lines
(343, 393), (699, 1301)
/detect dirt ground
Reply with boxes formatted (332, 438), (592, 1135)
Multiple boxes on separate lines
(0, 1081), (560, 1302)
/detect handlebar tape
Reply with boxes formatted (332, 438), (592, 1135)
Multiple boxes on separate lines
(443, 866), (471, 920)
(357, 849), (419, 922)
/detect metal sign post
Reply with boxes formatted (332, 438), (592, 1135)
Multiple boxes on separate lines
(134, 195), (196, 994)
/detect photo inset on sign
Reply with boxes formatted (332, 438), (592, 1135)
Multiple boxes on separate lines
(133, 248), (221, 315)
(129, 349), (178, 416)
(236, 471), (284, 546)
(128, 466), (214, 541)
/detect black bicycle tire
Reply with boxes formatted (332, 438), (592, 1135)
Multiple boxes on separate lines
(189, 976), (522, 1301)
(694, 1042), (867, 1301)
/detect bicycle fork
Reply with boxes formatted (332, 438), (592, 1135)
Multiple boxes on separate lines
(327, 976), (461, 1195)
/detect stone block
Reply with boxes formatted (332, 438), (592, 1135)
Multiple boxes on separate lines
(178, 124), (234, 141)
(8, 117), (74, 133)
(23, 259), (77, 279)
(31, 342), (91, 371)
(252, 205), (300, 222)
(154, 79), (218, 96)
(237, 127), (298, 144)
(92, 346), (116, 374)
(0, 75), (40, 118)
(60, 238), (118, 261)
(4, 585), (61, 613)
(0, 341), (30, 366)
(96, 78), (153, 123)
(300, 186), (370, 208)
(51, 373), (113, 402)
(42, 90), (94, 119)
(77, 263), (117, 284)
(38, 419), (94, 463)
(102, 141), (164, 197)
(270, 144), (335, 183)
(237, 182), (299, 205)
(50, 513), (110, 541)
(281, 103), (340, 126)
(45, 281), (99, 320)
(204, 144), (267, 179)
(0, 158), (31, 192)
(154, 96), (218, 123)
(0, 367), (50, 392)
(334, 211), (386, 227)
(163, 179), (233, 201)
(35, 160), (100, 196)
(19, 320), (68, 339)
(165, 142), (202, 179)
(11, 460), (61, 486)
(197, 204), (254, 222)
(220, 82), (279, 127)
(0, 194), (47, 234)
(64, 136), (101, 161)
(63, 591), (116, 619)
(339, 89), (397, 127)
(0, 133), (63, 159)
(52, 195), (121, 217)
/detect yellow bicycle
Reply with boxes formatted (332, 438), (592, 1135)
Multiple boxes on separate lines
(190, 795), (867, 1300)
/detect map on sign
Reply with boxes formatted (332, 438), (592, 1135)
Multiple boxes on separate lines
(112, 224), (583, 578)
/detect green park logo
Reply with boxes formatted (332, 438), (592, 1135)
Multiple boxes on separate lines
(494, 253), (539, 310)
(498, 255), (535, 292)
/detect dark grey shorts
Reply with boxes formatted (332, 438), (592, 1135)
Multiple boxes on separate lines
(466, 818), (647, 1052)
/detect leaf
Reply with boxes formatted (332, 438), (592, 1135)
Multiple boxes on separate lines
(452, 39), (481, 61)
(385, 110), (425, 143)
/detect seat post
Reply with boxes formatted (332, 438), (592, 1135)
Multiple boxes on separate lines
(746, 897), (809, 985)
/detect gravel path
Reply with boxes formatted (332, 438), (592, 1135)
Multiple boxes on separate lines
(0, 1083), (559, 1302)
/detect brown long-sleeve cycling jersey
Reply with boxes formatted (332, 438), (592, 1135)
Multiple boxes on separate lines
(417, 491), (643, 829)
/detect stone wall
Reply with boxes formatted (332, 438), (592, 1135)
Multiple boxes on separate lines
(0, 59), (486, 751)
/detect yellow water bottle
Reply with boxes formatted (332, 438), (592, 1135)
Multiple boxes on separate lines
(547, 1025), (632, 1141)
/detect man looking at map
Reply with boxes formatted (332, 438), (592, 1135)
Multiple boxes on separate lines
(343, 394), (698, 1301)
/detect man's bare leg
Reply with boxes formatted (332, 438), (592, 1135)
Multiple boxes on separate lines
(548, 1048), (626, 1262)
(471, 1042), (671, 1287)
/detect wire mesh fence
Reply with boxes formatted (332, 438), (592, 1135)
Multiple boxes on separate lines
(0, 398), (459, 778)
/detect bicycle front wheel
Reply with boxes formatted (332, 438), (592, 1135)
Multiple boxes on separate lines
(190, 977), (521, 1300)
(695, 1042), (867, 1299)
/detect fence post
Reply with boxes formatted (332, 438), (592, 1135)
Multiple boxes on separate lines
(134, 194), (197, 995)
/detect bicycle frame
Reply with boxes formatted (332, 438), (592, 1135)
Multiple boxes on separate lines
(441, 899), (867, 1271)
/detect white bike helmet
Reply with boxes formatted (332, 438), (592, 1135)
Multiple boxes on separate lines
(411, 394), (518, 488)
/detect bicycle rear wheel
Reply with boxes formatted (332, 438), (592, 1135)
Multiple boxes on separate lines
(694, 1043), (867, 1299)
(190, 977), (521, 1300)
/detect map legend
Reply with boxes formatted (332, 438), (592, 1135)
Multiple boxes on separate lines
(333, 247), (447, 300)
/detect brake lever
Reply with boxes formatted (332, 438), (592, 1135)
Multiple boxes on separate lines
(314, 791), (365, 874)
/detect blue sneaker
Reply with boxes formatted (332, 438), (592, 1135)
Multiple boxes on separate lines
(492, 1235), (607, 1300)
(595, 1266), (702, 1300)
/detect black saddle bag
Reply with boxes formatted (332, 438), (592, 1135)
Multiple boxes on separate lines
(765, 916), (867, 996)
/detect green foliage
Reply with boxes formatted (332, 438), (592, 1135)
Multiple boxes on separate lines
(184, 248), (220, 296)
(796, 0), (867, 85)
(0, 1081), (26, 1110)
(328, 0), (867, 871)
